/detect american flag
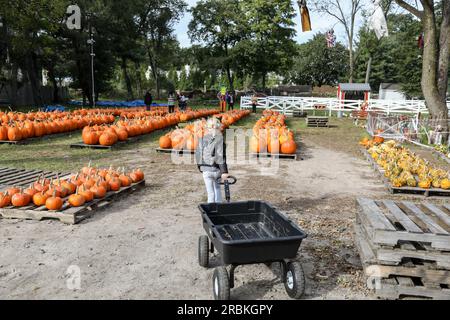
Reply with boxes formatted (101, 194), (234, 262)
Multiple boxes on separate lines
(326, 30), (336, 48)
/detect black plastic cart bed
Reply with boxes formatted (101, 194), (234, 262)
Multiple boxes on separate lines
(198, 178), (308, 300)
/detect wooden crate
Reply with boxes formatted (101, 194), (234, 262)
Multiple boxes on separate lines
(0, 168), (70, 189)
(0, 180), (145, 224)
(357, 198), (450, 251)
(360, 148), (450, 197)
(307, 116), (329, 128)
(354, 222), (450, 299)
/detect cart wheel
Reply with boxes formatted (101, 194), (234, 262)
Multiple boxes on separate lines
(198, 236), (209, 268)
(284, 262), (305, 299)
(213, 267), (230, 300)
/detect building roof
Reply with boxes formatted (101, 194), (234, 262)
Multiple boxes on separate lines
(380, 83), (403, 91)
(339, 83), (371, 92)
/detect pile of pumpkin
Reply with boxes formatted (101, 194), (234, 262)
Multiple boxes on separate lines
(0, 110), (115, 142)
(363, 139), (450, 189)
(82, 109), (219, 146)
(73, 107), (168, 118)
(249, 110), (297, 155)
(158, 110), (251, 151)
(0, 166), (144, 211)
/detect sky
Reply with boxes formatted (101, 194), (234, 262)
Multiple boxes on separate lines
(174, 0), (370, 48)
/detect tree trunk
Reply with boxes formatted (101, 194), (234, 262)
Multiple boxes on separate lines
(262, 72), (267, 90)
(438, 0), (450, 100)
(135, 61), (143, 98)
(349, 41), (354, 83)
(421, 3), (448, 136)
(9, 62), (18, 108)
(225, 64), (234, 93)
(48, 66), (59, 103)
(147, 47), (160, 99)
(26, 53), (43, 107)
(121, 56), (134, 100)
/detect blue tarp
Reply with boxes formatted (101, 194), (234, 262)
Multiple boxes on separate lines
(68, 100), (168, 108)
(43, 105), (66, 112)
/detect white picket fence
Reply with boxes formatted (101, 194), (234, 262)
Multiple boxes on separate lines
(240, 96), (450, 116)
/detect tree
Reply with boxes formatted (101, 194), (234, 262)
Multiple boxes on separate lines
(355, 13), (423, 97)
(312, 0), (364, 83)
(239, 0), (297, 89)
(189, 0), (244, 93)
(136, 0), (187, 99)
(394, 0), (449, 136)
(287, 34), (349, 87)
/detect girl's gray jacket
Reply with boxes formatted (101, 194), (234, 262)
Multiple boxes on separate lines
(195, 133), (228, 174)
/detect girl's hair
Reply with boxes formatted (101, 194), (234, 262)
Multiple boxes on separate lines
(206, 117), (222, 129)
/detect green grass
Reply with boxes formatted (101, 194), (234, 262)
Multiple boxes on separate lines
(0, 128), (170, 173)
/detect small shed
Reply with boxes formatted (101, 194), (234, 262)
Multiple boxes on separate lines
(338, 83), (371, 102)
(379, 83), (407, 100)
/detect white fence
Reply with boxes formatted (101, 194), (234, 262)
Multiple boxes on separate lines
(240, 96), (450, 116)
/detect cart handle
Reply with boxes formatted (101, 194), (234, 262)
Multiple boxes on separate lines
(216, 175), (237, 185)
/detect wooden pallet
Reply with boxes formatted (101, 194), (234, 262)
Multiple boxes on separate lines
(360, 148), (450, 197)
(433, 151), (450, 165)
(354, 223), (450, 299)
(0, 168), (70, 189)
(156, 148), (195, 155)
(0, 180), (145, 224)
(357, 198), (450, 251)
(376, 277), (450, 300)
(355, 223), (450, 285)
(70, 136), (143, 150)
(307, 116), (329, 128)
(0, 132), (76, 146)
(250, 153), (298, 160)
(355, 215), (450, 269)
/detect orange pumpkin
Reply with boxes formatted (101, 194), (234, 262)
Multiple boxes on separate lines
(281, 140), (297, 155)
(159, 135), (172, 149)
(33, 192), (49, 207)
(0, 192), (11, 208)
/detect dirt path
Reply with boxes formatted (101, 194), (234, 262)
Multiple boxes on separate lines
(0, 135), (384, 300)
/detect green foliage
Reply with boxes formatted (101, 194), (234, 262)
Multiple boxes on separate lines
(355, 13), (423, 97)
(287, 34), (349, 87)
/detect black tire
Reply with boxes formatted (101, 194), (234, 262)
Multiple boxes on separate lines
(213, 267), (230, 300)
(284, 262), (306, 299)
(198, 236), (209, 268)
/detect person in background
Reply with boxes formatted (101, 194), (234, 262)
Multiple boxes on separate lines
(168, 92), (176, 113)
(251, 94), (258, 113)
(179, 94), (188, 111)
(218, 91), (226, 112)
(144, 91), (153, 111)
(226, 91), (235, 111)
(195, 117), (230, 203)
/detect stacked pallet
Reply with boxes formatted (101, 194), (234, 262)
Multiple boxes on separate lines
(306, 116), (329, 128)
(355, 198), (450, 300)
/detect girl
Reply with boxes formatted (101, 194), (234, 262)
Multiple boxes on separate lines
(196, 117), (230, 203)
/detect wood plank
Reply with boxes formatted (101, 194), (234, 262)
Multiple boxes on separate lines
(0, 168), (24, 179)
(0, 170), (43, 185)
(0, 180), (145, 225)
(376, 278), (450, 300)
(402, 202), (449, 235)
(422, 203), (450, 227)
(357, 198), (396, 231)
(383, 200), (423, 233)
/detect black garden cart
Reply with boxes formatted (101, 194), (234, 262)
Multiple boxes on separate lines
(198, 177), (307, 300)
